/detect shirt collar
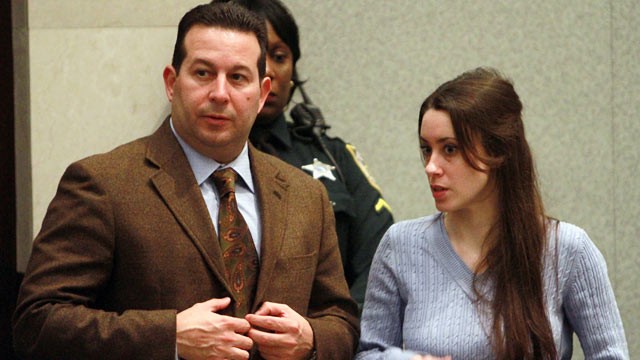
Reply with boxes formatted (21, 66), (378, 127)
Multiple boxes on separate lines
(170, 118), (255, 192)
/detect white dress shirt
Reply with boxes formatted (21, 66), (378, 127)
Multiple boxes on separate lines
(170, 119), (262, 256)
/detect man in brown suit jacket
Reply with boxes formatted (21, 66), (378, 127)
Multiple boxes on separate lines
(12, 3), (358, 360)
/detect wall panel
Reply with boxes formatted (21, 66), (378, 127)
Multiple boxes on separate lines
(17, 0), (638, 357)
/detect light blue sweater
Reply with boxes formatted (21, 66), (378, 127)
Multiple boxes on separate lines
(356, 213), (628, 360)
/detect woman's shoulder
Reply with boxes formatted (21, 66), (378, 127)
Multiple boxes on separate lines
(548, 220), (592, 254)
(547, 219), (608, 278)
(381, 213), (443, 248)
(388, 213), (441, 234)
(374, 214), (444, 268)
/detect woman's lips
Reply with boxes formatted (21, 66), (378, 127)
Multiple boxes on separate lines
(431, 185), (448, 200)
(264, 93), (278, 105)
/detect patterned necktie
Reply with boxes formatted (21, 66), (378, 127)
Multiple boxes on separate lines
(211, 168), (259, 317)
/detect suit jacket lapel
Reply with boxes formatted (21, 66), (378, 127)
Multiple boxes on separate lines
(146, 119), (232, 295)
(249, 146), (290, 308)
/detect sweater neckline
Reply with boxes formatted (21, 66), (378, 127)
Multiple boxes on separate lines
(433, 214), (490, 301)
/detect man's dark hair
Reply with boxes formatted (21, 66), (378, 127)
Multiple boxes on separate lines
(211, 0), (300, 85)
(171, 2), (267, 78)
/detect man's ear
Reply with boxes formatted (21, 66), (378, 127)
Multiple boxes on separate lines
(163, 65), (177, 102)
(258, 76), (271, 113)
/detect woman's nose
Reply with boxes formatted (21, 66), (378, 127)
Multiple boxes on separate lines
(425, 155), (442, 176)
(265, 58), (275, 79)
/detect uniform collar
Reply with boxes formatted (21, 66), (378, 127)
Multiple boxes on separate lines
(250, 113), (293, 150)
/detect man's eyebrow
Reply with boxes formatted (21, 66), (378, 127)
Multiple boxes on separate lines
(229, 63), (253, 73)
(187, 58), (214, 68)
(189, 58), (253, 73)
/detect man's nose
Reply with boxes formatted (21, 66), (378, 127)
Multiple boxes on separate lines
(208, 78), (230, 103)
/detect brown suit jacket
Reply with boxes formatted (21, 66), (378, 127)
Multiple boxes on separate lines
(13, 120), (359, 359)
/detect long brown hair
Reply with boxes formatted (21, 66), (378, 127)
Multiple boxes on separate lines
(419, 68), (557, 359)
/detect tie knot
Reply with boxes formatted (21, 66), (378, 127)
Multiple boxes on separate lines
(212, 168), (238, 197)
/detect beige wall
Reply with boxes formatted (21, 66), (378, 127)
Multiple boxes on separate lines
(15, 0), (639, 357)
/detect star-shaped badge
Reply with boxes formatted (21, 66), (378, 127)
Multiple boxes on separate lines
(301, 158), (336, 181)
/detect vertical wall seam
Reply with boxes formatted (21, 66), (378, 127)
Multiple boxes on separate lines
(609, 0), (617, 288)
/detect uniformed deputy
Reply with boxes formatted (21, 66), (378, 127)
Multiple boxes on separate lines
(220, 0), (395, 313)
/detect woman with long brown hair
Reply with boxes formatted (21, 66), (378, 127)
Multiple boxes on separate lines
(356, 68), (628, 359)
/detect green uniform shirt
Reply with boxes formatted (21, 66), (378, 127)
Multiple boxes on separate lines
(250, 113), (394, 312)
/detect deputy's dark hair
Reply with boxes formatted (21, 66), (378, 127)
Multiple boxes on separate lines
(419, 67), (557, 360)
(171, 2), (267, 79)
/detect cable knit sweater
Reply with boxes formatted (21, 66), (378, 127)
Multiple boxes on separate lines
(356, 213), (628, 360)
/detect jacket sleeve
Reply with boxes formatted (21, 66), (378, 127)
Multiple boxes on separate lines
(12, 161), (177, 360)
(305, 182), (360, 360)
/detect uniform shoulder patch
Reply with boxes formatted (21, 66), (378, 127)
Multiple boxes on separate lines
(345, 144), (392, 214)
(345, 143), (382, 193)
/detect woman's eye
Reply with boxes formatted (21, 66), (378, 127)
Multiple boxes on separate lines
(271, 51), (289, 63)
(444, 144), (457, 155)
(419, 146), (432, 164)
